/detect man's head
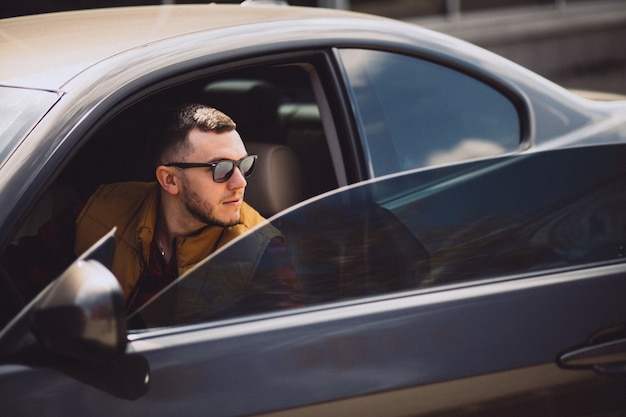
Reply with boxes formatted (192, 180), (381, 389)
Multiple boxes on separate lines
(155, 103), (254, 230)
(156, 104), (237, 164)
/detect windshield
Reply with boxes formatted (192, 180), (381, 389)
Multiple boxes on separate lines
(132, 144), (626, 331)
(0, 86), (60, 165)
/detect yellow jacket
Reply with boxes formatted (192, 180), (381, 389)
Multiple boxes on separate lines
(74, 182), (269, 298)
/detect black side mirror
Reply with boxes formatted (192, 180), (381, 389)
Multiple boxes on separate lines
(0, 229), (122, 359)
(31, 258), (126, 360)
(0, 229), (149, 400)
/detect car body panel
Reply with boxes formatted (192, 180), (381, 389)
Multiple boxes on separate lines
(3, 261), (626, 416)
(0, 4), (381, 90)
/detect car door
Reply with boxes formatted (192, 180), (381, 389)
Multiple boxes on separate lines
(3, 140), (624, 416)
(130, 142), (626, 416)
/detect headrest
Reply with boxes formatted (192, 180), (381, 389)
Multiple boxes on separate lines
(244, 142), (304, 218)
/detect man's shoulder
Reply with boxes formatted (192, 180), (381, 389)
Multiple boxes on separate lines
(75, 182), (158, 257)
(93, 182), (157, 202)
(78, 182), (158, 222)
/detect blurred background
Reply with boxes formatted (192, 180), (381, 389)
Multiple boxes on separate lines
(2, 0), (625, 94)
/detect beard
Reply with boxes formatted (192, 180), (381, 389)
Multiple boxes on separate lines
(181, 180), (241, 228)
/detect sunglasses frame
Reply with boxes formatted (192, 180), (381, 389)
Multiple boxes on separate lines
(164, 154), (258, 183)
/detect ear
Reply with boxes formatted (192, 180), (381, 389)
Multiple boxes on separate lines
(156, 166), (180, 195)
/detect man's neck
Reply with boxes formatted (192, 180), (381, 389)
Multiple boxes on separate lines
(157, 192), (217, 247)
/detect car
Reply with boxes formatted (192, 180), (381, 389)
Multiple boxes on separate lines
(1, 2), (626, 416)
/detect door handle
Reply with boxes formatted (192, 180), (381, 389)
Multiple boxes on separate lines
(559, 338), (626, 368)
(558, 324), (626, 377)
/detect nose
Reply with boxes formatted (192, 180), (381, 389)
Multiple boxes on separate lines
(227, 166), (247, 189)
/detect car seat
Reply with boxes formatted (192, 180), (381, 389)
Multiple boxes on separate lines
(244, 142), (304, 218)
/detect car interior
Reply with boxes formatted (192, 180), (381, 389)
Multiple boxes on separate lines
(57, 63), (339, 219)
(10, 61), (343, 243)
(2, 58), (434, 327)
(0, 61), (348, 323)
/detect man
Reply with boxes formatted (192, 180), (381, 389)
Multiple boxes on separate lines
(0, 104), (298, 325)
(6, 104), (298, 323)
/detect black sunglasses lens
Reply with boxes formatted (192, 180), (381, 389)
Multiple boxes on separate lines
(213, 161), (235, 183)
(212, 156), (256, 183)
(239, 155), (256, 177)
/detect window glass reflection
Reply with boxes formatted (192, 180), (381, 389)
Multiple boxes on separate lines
(338, 49), (521, 176)
(133, 144), (626, 330)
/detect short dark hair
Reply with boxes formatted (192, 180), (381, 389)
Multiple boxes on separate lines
(155, 103), (237, 166)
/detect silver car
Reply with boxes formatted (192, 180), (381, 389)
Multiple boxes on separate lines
(1, 3), (626, 416)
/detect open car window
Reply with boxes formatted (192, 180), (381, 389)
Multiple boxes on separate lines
(0, 58), (340, 328)
(58, 61), (339, 218)
(132, 143), (626, 331)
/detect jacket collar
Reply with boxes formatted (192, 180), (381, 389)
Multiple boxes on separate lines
(134, 185), (260, 273)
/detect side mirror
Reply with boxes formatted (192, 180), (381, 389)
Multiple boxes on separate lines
(0, 229), (149, 400)
(0, 229), (123, 359)
(30, 257), (149, 400)
(31, 258), (126, 360)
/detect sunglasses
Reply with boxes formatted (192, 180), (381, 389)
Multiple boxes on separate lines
(164, 155), (258, 183)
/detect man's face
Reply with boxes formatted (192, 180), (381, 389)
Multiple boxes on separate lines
(178, 128), (249, 228)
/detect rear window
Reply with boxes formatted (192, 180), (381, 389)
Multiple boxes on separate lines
(338, 49), (522, 177)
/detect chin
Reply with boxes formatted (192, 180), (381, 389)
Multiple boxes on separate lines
(219, 215), (241, 228)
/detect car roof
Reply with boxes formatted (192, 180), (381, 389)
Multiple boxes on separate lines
(0, 4), (384, 90)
